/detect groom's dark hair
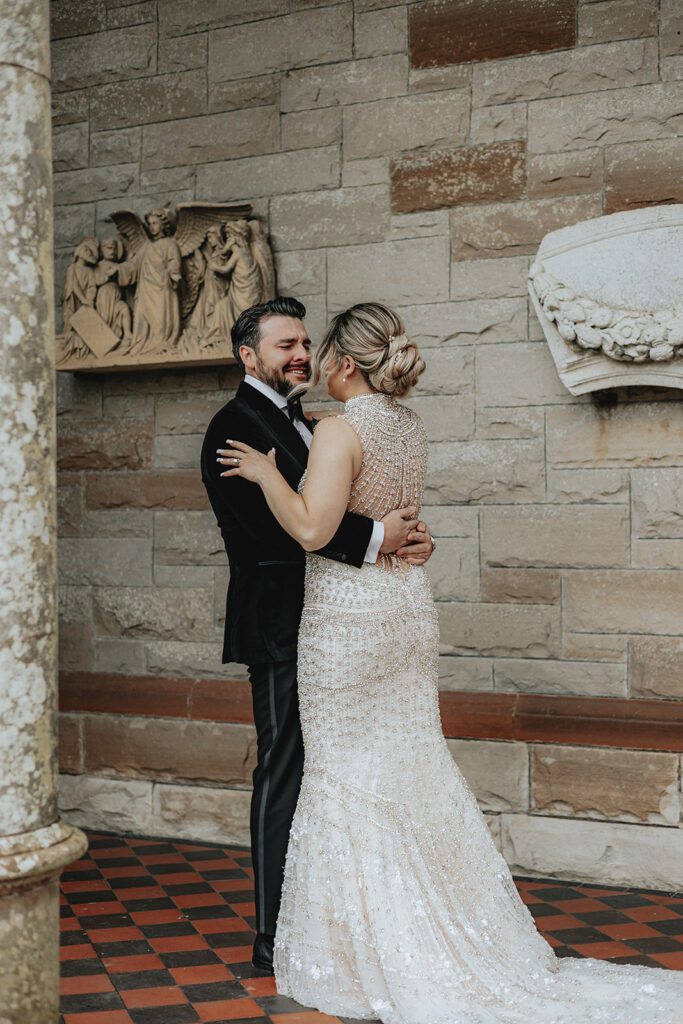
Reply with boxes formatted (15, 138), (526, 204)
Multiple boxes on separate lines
(231, 296), (307, 371)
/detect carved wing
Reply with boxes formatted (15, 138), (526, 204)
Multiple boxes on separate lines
(108, 210), (148, 257)
(179, 249), (204, 323)
(249, 220), (276, 301)
(175, 201), (253, 258)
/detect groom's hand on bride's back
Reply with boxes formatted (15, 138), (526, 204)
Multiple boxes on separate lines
(379, 508), (434, 565)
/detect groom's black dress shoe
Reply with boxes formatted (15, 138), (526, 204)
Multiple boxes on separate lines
(252, 932), (275, 972)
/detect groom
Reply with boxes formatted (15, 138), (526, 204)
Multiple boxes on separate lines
(200, 296), (433, 971)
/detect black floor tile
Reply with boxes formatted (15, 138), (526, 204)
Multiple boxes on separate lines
(128, 1006), (199, 1024)
(164, 882), (216, 895)
(110, 969), (176, 990)
(628, 936), (683, 954)
(601, 894), (653, 909)
(80, 913), (133, 929)
(60, 929), (90, 946)
(60, 990), (124, 1012)
(91, 939), (153, 958)
(609, 954), (664, 968)
(649, 918), (683, 936)
(108, 876), (154, 889)
(139, 921), (197, 939)
(180, 980), (247, 1001)
(158, 949), (222, 968)
(60, 958), (108, 977)
(573, 910), (631, 926)
(550, 927), (612, 945)
(204, 930), (256, 948)
(122, 897), (177, 912)
(183, 905), (237, 921)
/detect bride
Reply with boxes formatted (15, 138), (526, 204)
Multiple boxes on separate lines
(218, 302), (683, 1024)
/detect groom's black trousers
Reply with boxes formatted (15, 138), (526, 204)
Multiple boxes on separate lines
(248, 658), (305, 937)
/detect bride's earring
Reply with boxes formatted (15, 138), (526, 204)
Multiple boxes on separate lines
(342, 376), (346, 382)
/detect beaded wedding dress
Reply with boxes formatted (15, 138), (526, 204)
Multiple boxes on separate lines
(274, 393), (683, 1023)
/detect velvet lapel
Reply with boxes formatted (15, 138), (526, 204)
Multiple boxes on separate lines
(233, 380), (310, 477)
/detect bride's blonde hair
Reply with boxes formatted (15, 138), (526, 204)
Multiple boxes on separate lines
(304, 302), (425, 400)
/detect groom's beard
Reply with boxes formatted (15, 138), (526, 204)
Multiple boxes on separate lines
(254, 353), (310, 397)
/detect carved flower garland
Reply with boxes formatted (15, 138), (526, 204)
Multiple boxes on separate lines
(529, 262), (683, 363)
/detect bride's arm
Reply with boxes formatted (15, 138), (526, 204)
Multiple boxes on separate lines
(217, 416), (362, 551)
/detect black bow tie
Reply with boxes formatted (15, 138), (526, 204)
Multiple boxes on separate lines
(286, 394), (304, 422)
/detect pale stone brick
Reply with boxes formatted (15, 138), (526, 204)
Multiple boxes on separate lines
(153, 782), (251, 846)
(342, 157), (389, 187)
(396, 298), (528, 348)
(451, 194), (601, 260)
(54, 163), (138, 205)
(199, 148), (340, 205)
(426, 439), (545, 504)
(438, 602), (560, 658)
(605, 137), (683, 213)
(154, 510), (226, 565)
(281, 55), (408, 111)
(419, 346), (474, 396)
(102, 394), (154, 419)
(546, 404), (683, 469)
(94, 586), (214, 641)
(450, 256), (530, 301)
(405, 395), (474, 442)
(421, 505), (478, 537)
(274, 250), (326, 296)
(52, 123), (88, 171)
(103, 368), (221, 395)
(561, 632), (627, 662)
(486, 813), (502, 852)
(209, 5), (353, 80)
(389, 209), (450, 240)
(448, 740), (529, 813)
(661, 0), (683, 57)
(632, 468), (683, 539)
(528, 149), (603, 198)
(57, 372), (103, 418)
(155, 391), (229, 435)
(408, 64), (471, 94)
(500, 813), (683, 889)
(90, 127), (141, 167)
(531, 745), (679, 825)
(630, 637), (683, 700)
(54, 204), (96, 249)
(528, 82), (683, 153)
(159, 0), (286, 37)
(51, 0), (107, 40)
(563, 570), (683, 635)
(473, 38), (658, 107)
(494, 659), (627, 698)
(425, 536), (480, 601)
(139, 165), (196, 193)
(631, 539), (683, 570)
(82, 511), (153, 538)
(546, 468), (629, 504)
(662, 56), (683, 81)
(93, 638), (146, 675)
(154, 566), (216, 589)
(481, 568), (560, 604)
(476, 408), (544, 441)
(52, 22), (156, 91)
(90, 69), (206, 131)
(470, 103), (527, 144)
(355, 5), (407, 58)
(476, 342), (575, 407)
(158, 32), (207, 74)
(209, 74), (279, 114)
(142, 106), (280, 169)
(144, 641), (249, 679)
(52, 88), (89, 126)
(271, 185), (389, 252)
(153, 433), (203, 471)
(58, 538), (152, 586)
(281, 108), (342, 150)
(344, 91), (469, 160)
(578, 0), (658, 45)
(439, 656), (494, 692)
(107, 1), (156, 30)
(482, 505), (629, 569)
(327, 236), (450, 307)
(60, 774), (154, 835)
(58, 480), (83, 538)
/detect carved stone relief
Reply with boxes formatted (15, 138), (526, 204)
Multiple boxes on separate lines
(529, 205), (683, 394)
(56, 202), (276, 372)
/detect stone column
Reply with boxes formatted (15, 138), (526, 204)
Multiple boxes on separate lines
(0, 1), (87, 1021)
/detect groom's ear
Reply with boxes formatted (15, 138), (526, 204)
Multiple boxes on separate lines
(240, 344), (256, 372)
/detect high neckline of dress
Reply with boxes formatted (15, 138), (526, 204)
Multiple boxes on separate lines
(344, 392), (393, 411)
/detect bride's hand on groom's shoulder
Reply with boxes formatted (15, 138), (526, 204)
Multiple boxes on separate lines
(216, 439), (278, 485)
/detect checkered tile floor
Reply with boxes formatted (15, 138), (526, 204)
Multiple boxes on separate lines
(60, 831), (683, 1023)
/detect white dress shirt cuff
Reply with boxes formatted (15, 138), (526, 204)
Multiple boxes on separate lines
(364, 521), (384, 564)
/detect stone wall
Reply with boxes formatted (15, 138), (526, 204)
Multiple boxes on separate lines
(52, 0), (683, 888)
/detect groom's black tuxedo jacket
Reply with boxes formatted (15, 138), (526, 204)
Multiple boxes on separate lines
(201, 380), (374, 665)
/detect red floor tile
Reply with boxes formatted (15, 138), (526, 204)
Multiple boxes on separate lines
(651, 951), (683, 969)
(572, 940), (642, 960)
(74, 900), (127, 917)
(195, 997), (266, 1021)
(242, 975), (278, 997)
(60, 975), (115, 995)
(194, 916), (251, 934)
(174, 892), (225, 908)
(624, 904), (681, 922)
(86, 926), (144, 943)
(101, 953), (163, 973)
(270, 1014), (341, 1024)
(213, 944), (254, 964)
(120, 986), (189, 1008)
(169, 964), (234, 985)
(63, 1013), (133, 1024)
(599, 922), (662, 940)
(60, 943), (97, 961)
(148, 933), (210, 953)
(130, 908), (187, 925)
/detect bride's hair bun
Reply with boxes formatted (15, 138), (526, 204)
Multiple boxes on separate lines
(369, 331), (426, 399)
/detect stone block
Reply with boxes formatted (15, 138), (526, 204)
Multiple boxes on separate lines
(57, 419), (153, 471)
(343, 91), (469, 160)
(82, 510), (153, 538)
(476, 342), (575, 407)
(209, 5), (352, 80)
(528, 149), (603, 198)
(527, 82), (683, 152)
(605, 138), (683, 214)
(274, 250), (326, 296)
(546, 403), (683, 469)
(561, 632), (627, 663)
(209, 73), (278, 114)
(419, 346), (474, 396)
(84, 716), (257, 786)
(404, 395), (474, 442)
(476, 408), (544, 441)
(159, 0), (287, 37)
(450, 194), (602, 260)
(59, 773), (154, 835)
(327, 237), (450, 307)
(425, 439), (545, 504)
(438, 602), (560, 658)
(342, 157), (390, 188)
(631, 539), (683, 570)
(355, 6), (407, 58)
(439, 656), (493, 691)
(421, 505), (478, 538)
(546, 468), (629, 504)
(153, 434), (203, 471)
(54, 163), (139, 205)
(58, 586), (94, 672)
(494, 659), (627, 698)
(93, 638), (146, 675)
(531, 745), (679, 825)
(94, 586), (214, 641)
(154, 565), (216, 589)
(470, 103), (527, 145)
(424, 536), (480, 601)
(107, 1), (156, 30)
(153, 510), (226, 565)
(662, 55), (683, 81)
(58, 478), (83, 538)
(563, 570), (683, 635)
(142, 106), (280, 170)
(500, 812), (683, 889)
(103, 368), (222, 395)
(102, 394), (155, 420)
(155, 390), (229, 434)
(58, 537), (152, 586)
(481, 568), (560, 604)
(630, 637), (683, 699)
(391, 141), (526, 214)
(159, 32), (207, 74)
(57, 371), (103, 419)
(389, 209), (450, 241)
(51, 0), (107, 40)
(578, 0), (658, 45)
(52, 123), (88, 172)
(282, 54), (408, 112)
(661, 0), (683, 57)
(52, 88), (89, 126)
(481, 505), (629, 569)
(450, 257), (530, 302)
(408, 64), (472, 94)
(144, 640), (244, 679)
(448, 739), (529, 813)
(153, 782), (251, 846)
(409, 0), (575, 67)
(59, 715), (83, 774)
(197, 146), (340, 202)
(90, 127), (141, 167)
(281, 108), (342, 150)
(90, 69), (206, 131)
(472, 38), (658, 106)
(51, 22), (156, 91)
(85, 472), (210, 511)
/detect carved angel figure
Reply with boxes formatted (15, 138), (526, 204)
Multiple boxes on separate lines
(205, 219), (276, 343)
